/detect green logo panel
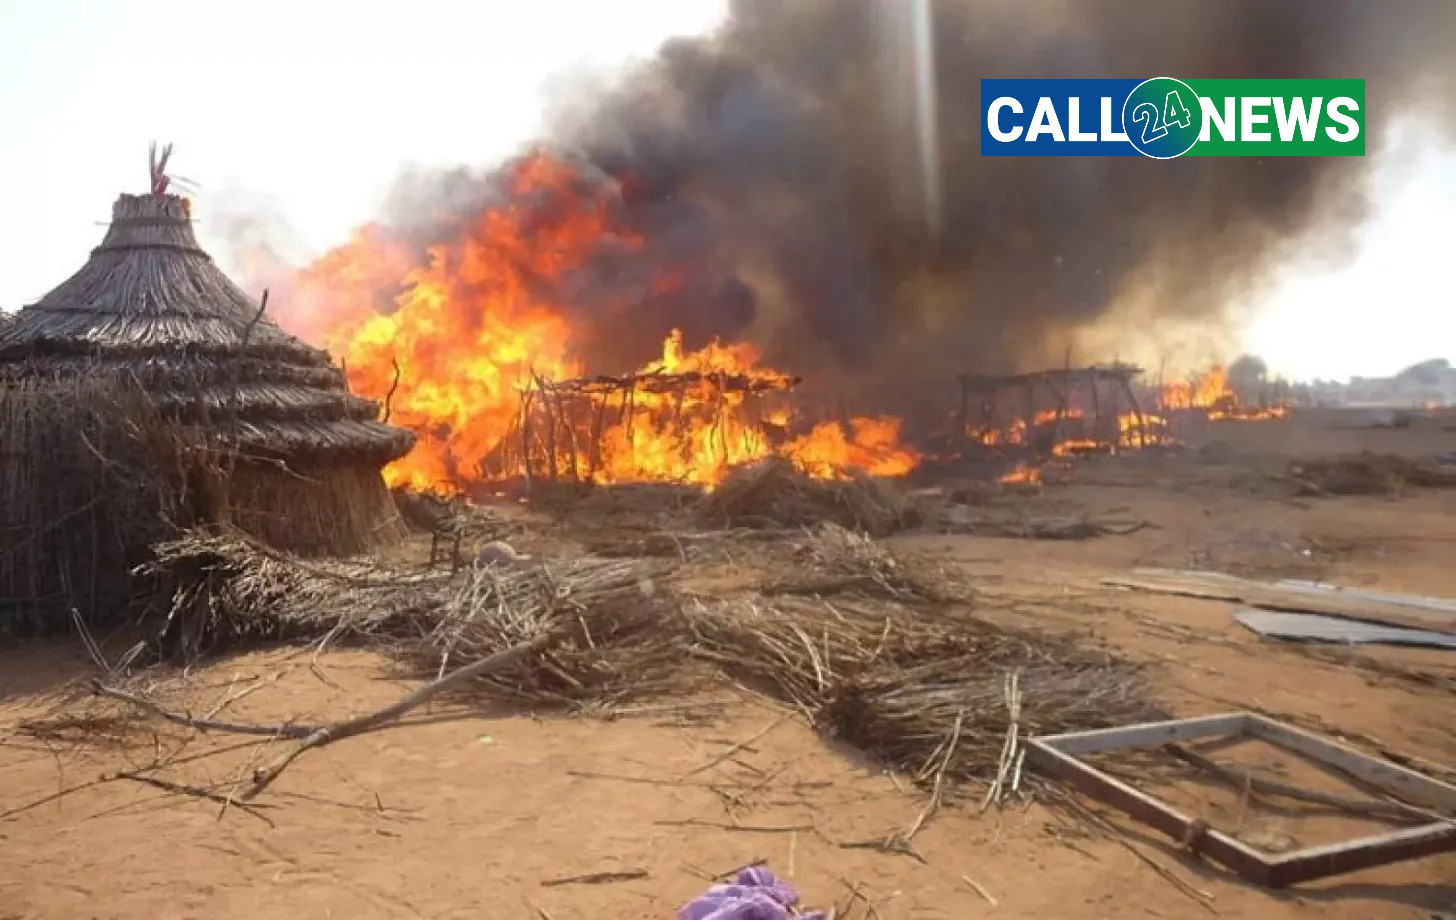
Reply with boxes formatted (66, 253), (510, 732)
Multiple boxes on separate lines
(1184, 79), (1365, 157)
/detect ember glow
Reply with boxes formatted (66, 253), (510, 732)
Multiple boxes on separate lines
(276, 152), (919, 491)
(996, 462), (1043, 486)
(970, 407), (1172, 458)
(1156, 365), (1290, 421)
(966, 362), (1291, 480)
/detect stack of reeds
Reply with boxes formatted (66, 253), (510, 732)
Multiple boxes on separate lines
(138, 523), (1159, 790)
(140, 529), (690, 703)
(695, 457), (919, 536)
(761, 522), (968, 604)
(685, 592), (1160, 788)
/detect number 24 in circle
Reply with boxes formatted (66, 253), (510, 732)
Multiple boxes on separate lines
(1132, 91), (1194, 143)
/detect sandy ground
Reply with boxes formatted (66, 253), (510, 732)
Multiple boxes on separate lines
(2, 410), (1455, 919)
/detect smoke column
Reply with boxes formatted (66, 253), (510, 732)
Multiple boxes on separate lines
(247, 0), (1456, 407)
(535, 0), (1456, 387)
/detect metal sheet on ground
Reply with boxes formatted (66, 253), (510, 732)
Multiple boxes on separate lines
(1102, 567), (1456, 635)
(1234, 608), (1456, 651)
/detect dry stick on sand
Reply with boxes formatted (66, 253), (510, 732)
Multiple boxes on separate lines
(905, 708), (965, 841)
(681, 713), (790, 780)
(961, 874), (998, 907)
(841, 708), (966, 864)
(89, 680), (321, 738)
(93, 632), (567, 801)
(113, 771), (277, 827)
(540, 869), (649, 887)
(241, 631), (566, 800)
(981, 670), (1023, 812)
(681, 857), (768, 882)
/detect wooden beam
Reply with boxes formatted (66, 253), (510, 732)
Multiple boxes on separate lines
(1263, 821), (1456, 887)
(1246, 715), (1456, 811)
(1033, 713), (1250, 756)
(1025, 737), (1276, 884)
(1028, 712), (1456, 887)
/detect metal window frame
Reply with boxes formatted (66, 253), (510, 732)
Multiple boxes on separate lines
(1025, 712), (1456, 887)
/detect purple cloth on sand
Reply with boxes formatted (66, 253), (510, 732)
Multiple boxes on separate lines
(677, 866), (825, 920)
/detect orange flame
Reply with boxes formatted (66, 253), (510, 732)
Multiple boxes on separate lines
(965, 363), (1288, 485)
(997, 462), (1042, 486)
(274, 152), (919, 490)
(1157, 365), (1289, 420)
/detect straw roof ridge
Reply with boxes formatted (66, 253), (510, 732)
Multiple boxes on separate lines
(3, 194), (321, 359)
(0, 192), (416, 466)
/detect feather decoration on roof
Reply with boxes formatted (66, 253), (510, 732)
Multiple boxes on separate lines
(148, 141), (174, 196)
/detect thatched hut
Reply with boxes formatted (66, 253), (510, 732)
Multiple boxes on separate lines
(0, 179), (415, 633)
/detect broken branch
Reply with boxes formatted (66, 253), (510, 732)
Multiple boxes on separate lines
(241, 630), (565, 799)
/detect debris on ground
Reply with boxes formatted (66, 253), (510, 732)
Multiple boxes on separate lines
(936, 504), (1150, 540)
(86, 521), (1161, 801)
(1285, 453), (1456, 496)
(1233, 609), (1456, 651)
(140, 528), (687, 703)
(678, 865), (825, 920)
(695, 457), (920, 536)
(1105, 567), (1456, 635)
(686, 592), (1160, 789)
(763, 522), (968, 604)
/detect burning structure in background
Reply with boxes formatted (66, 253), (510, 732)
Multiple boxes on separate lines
(960, 362), (1292, 486)
(239, 0), (1455, 492)
(496, 329), (916, 487)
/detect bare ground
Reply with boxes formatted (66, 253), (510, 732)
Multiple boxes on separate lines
(1, 409), (1454, 919)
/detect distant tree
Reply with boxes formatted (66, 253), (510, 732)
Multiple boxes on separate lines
(1227, 354), (1268, 403)
(1396, 358), (1449, 386)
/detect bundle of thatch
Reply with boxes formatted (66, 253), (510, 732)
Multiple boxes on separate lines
(1286, 452), (1456, 496)
(823, 653), (1159, 785)
(140, 529), (687, 703)
(695, 457), (918, 536)
(130, 520), (1155, 790)
(686, 593), (1159, 787)
(762, 522), (967, 604)
(686, 595), (969, 711)
(0, 178), (418, 630)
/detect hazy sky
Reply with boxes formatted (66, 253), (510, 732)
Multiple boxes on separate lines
(1, 0), (1451, 383)
(0, 0), (727, 291)
(1243, 125), (1456, 382)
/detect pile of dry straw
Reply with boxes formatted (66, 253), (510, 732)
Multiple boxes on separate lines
(140, 530), (687, 704)
(133, 516), (1159, 790)
(1286, 452), (1456, 496)
(696, 457), (921, 536)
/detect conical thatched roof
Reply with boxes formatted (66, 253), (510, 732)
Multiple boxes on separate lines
(0, 193), (415, 466)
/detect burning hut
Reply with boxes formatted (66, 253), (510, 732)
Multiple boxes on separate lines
(503, 357), (800, 487)
(493, 329), (918, 489)
(958, 364), (1169, 459)
(0, 152), (415, 632)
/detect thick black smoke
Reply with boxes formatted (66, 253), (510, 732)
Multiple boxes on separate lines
(528, 0), (1456, 388)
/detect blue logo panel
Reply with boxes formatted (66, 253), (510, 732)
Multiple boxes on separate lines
(981, 79), (1142, 156)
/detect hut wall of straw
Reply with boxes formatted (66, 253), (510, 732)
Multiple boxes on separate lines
(0, 377), (180, 633)
(0, 191), (416, 632)
(220, 462), (407, 554)
(0, 373), (409, 634)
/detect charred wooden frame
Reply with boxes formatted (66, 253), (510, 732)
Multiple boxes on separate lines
(501, 370), (802, 484)
(956, 363), (1160, 459)
(1026, 712), (1456, 887)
